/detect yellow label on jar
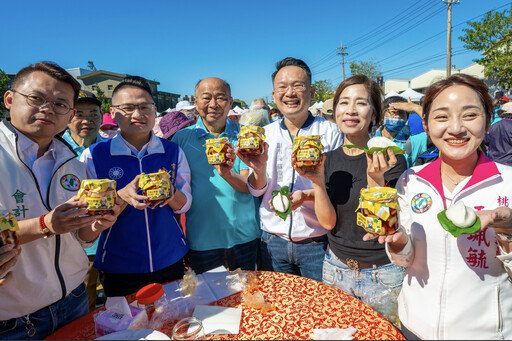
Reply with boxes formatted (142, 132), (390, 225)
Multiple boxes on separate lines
(296, 148), (321, 161)
(146, 188), (170, 199)
(0, 211), (19, 232)
(84, 196), (114, 210)
(240, 137), (261, 149)
(357, 212), (385, 235)
(207, 153), (226, 164)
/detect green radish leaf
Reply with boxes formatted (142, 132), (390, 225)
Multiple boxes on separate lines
(342, 144), (405, 155)
(437, 210), (481, 237)
(271, 186), (292, 221)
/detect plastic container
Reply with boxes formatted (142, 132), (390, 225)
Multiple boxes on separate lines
(136, 283), (166, 320)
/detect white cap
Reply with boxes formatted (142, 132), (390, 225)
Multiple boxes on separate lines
(176, 100), (196, 112)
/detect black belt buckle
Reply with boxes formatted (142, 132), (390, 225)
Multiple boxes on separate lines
(346, 258), (359, 270)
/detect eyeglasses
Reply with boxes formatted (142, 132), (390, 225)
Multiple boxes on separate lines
(11, 90), (73, 115)
(74, 113), (101, 121)
(112, 103), (155, 115)
(275, 83), (307, 95)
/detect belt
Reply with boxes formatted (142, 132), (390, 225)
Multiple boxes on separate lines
(339, 257), (377, 270)
(293, 235), (328, 244)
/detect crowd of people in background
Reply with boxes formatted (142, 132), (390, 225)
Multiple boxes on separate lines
(0, 57), (511, 340)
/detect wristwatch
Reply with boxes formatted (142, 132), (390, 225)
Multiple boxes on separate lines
(496, 232), (512, 242)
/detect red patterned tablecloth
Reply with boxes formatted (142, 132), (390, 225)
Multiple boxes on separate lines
(45, 271), (405, 340)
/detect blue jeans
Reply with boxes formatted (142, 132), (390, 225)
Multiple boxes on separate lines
(322, 247), (406, 327)
(260, 231), (327, 282)
(188, 239), (259, 274)
(0, 282), (88, 340)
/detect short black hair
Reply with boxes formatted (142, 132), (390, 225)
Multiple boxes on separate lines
(271, 57), (312, 85)
(11, 62), (81, 105)
(112, 76), (153, 101)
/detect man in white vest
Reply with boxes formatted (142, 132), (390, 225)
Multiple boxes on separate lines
(0, 62), (118, 340)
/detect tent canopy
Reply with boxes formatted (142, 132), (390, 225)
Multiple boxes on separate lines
(309, 101), (324, 110)
(385, 90), (400, 99)
(399, 88), (424, 102)
(233, 106), (244, 113)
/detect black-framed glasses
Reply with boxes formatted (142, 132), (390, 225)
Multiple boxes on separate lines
(11, 90), (73, 115)
(112, 103), (156, 115)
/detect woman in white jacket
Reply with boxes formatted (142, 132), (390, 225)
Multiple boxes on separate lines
(366, 74), (512, 339)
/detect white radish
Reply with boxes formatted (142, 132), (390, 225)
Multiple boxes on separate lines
(445, 201), (477, 228)
(272, 193), (290, 213)
(367, 136), (397, 149)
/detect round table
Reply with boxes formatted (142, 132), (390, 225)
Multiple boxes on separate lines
(45, 271), (405, 340)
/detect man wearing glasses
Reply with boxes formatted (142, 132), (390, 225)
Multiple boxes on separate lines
(0, 62), (119, 339)
(61, 90), (105, 312)
(80, 76), (191, 297)
(239, 57), (343, 282)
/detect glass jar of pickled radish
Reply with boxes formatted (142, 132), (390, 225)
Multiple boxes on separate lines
(356, 187), (399, 236)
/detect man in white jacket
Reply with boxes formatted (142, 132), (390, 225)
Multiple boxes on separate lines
(0, 62), (118, 340)
(238, 57), (343, 281)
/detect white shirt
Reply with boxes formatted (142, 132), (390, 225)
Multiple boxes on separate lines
(249, 116), (344, 241)
(14, 127), (57, 203)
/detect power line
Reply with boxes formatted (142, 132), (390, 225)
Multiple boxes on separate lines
(309, 50), (338, 70)
(321, 1), (512, 84)
(346, 0), (426, 47)
(350, 3), (445, 60)
(376, 1), (512, 67)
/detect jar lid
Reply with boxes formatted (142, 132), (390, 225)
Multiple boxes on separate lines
(136, 283), (164, 305)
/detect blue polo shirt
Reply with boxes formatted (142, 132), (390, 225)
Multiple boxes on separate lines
(172, 117), (261, 251)
(61, 129), (105, 257)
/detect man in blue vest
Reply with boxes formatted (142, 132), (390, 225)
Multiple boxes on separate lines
(81, 76), (192, 297)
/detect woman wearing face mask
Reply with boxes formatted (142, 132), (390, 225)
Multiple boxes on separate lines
(367, 74), (512, 339)
(375, 96), (428, 167)
(294, 75), (408, 327)
(98, 113), (119, 139)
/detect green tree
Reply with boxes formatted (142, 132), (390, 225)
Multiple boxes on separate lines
(0, 69), (10, 119)
(234, 99), (247, 108)
(94, 83), (111, 113)
(459, 5), (512, 88)
(312, 80), (335, 103)
(349, 60), (382, 82)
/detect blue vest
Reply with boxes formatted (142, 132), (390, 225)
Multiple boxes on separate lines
(91, 138), (188, 274)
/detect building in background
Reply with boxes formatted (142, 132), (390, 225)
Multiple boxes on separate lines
(76, 70), (179, 113)
(384, 63), (485, 95)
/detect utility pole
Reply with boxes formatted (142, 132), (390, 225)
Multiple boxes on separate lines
(337, 41), (349, 81)
(444, 0), (459, 77)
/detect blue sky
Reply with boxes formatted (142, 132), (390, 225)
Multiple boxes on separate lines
(1, 0), (510, 105)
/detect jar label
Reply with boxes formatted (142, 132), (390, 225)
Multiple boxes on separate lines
(240, 137), (260, 149)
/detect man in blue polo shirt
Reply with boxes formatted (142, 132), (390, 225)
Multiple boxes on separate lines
(172, 77), (261, 274)
(61, 90), (105, 311)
